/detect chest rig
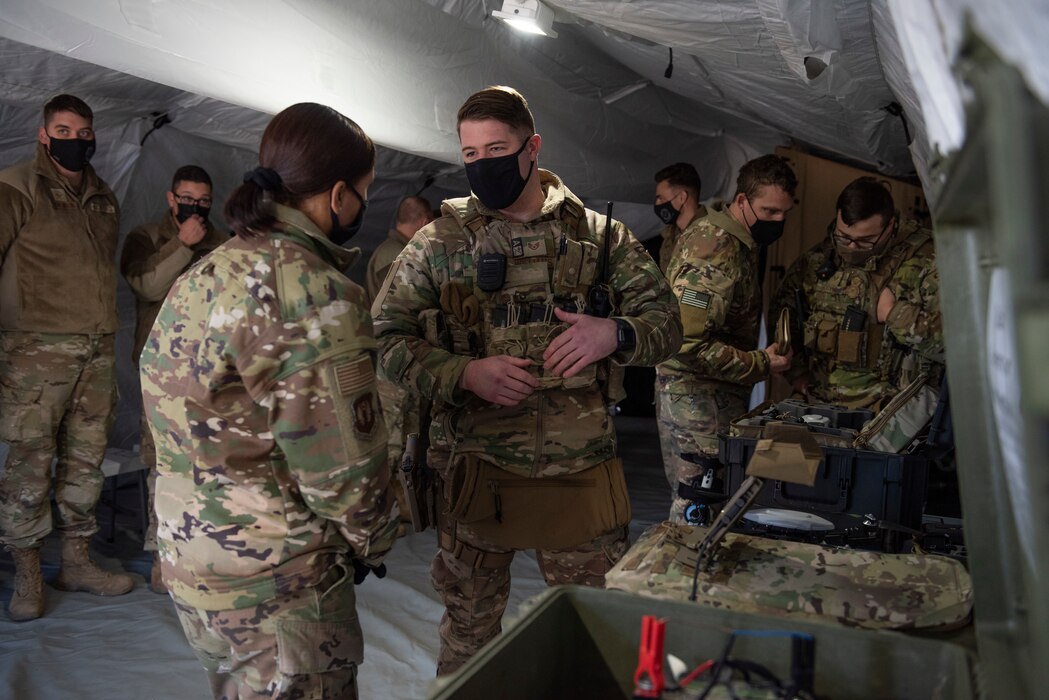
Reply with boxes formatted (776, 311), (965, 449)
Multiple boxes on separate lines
(804, 231), (933, 380)
(433, 197), (603, 390)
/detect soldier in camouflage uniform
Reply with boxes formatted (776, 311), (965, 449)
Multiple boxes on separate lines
(365, 195), (432, 535)
(0, 94), (135, 622)
(652, 162), (708, 275)
(657, 155), (797, 524)
(770, 177), (943, 409)
(121, 164), (227, 593)
(372, 86), (682, 675)
(140, 103), (396, 700)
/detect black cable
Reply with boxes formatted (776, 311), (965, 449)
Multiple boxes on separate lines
(140, 112), (171, 146)
(697, 633), (736, 700)
(416, 175), (436, 196)
(664, 47), (674, 79)
(884, 101), (912, 145)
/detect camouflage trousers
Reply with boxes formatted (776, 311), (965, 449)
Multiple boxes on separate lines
(656, 386), (748, 524)
(377, 376), (422, 525)
(0, 332), (116, 549)
(431, 519), (628, 676)
(172, 562), (363, 700)
(139, 412), (159, 550)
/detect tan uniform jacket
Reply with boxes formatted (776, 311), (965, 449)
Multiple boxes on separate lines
(0, 144), (120, 333)
(121, 214), (227, 364)
(365, 229), (409, 305)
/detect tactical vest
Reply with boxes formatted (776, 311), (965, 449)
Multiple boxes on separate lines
(804, 230), (933, 384)
(425, 195), (618, 477)
(435, 196), (604, 390)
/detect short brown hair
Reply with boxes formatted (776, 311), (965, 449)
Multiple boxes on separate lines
(735, 155), (798, 201)
(43, 94), (93, 126)
(457, 86), (535, 138)
(654, 162), (702, 201)
(171, 165), (213, 191)
(836, 177), (895, 227)
(396, 195), (432, 225)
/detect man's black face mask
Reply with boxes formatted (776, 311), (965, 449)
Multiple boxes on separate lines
(464, 138), (533, 211)
(48, 137), (96, 173)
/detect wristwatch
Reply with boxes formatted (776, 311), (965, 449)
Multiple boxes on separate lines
(614, 317), (636, 353)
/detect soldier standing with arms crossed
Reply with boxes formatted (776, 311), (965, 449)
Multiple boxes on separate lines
(372, 86), (682, 674)
(0, 94), (134, 621)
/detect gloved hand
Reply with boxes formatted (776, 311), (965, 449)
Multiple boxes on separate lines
(351, 560), (387, 585)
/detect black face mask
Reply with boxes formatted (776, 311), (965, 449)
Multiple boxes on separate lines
(654, 198), (681, 226)
(330, 185), (368, 246)
(464, 138), (533, 210)
(745, 196), (786, 246)
(47, 137), (96, 173)
(175, 202), (211, 224)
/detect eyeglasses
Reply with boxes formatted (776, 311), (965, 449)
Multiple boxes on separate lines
(173, 193), (213, 208)
(833, 220), (891, 250)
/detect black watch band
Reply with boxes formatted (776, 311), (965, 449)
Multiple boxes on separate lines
(615, 318), (637, 353)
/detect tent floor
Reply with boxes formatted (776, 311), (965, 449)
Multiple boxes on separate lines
(0, 416), (669, 700)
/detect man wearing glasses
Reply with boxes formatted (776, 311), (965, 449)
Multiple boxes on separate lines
(771, 176), (943, 409)
(121, 164), (227, 592)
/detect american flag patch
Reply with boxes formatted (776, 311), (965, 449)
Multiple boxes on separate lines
(334, 356), (372, 396)
(680, 288), (711, 309)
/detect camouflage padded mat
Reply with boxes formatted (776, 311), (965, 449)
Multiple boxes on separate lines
(606, 522), (973, 630)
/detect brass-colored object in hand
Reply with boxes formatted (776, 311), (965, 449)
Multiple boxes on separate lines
(775, 307), (792, 356)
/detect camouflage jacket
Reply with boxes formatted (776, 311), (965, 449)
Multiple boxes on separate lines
(0, 144), (120, 334)
(656, 204), (767, 397)
(657, 205), (707, 274)
(770, 220), (942, 408)
(121, 213), (227, 365)
(365, 229), (410, 305)
(140, 203), (396, 610)
(372, 170), (681, 478)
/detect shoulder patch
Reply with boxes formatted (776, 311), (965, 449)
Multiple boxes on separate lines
(334, 356), (373, 396)
(352, 391), (378, 437)
(681, 288), (712, 309)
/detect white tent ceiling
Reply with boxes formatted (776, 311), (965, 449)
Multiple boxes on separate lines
(2, 0), (1047, 205)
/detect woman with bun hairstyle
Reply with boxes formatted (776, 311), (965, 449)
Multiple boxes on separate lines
(140, 102), (395, 700)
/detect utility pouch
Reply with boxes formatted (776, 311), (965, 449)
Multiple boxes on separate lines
(445, 455), (631, 550)
(855, 372), (939, 453)
(419, 308), (451, 351)
(555, 237), (584, 290)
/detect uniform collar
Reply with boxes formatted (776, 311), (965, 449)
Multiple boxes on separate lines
(270, 203), (360, 270)
(32, 142), (107, 201)
(470, 169), (580, 223)
(706, 202), (756, 249)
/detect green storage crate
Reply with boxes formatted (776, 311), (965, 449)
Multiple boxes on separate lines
(429, 585), (976, 700)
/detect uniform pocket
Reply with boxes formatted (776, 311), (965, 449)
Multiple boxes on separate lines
(275, 618), (364, 673)
(814, 318), (839, 355)
(0, 386), (46, 441)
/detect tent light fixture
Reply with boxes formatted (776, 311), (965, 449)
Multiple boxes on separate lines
(492, 0), (559, 38)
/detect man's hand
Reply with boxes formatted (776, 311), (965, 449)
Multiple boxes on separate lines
(763, 341), (792, 374)
(877, 287), (896, 323)
(542, 308), (617, 378)
(459, 356), (538, 406)
(177, 216), (207, 247)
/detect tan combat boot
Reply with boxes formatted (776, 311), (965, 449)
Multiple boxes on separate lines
(150, 552), (167, 594)
(53, 537), (134, 596)
(8, 547), (44, 621)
